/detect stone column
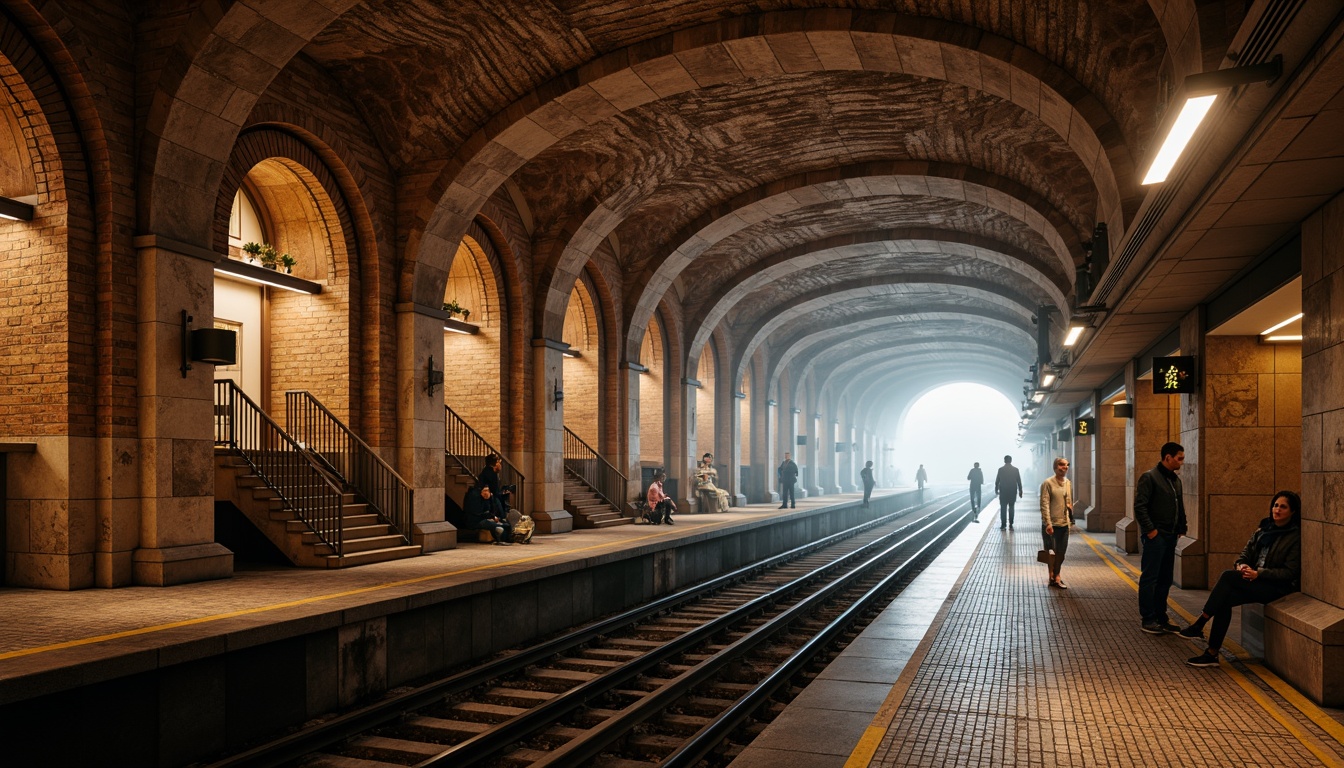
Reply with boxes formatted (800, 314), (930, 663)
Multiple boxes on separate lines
(622, 362), (644, 496)
(530, 339), (572, 533)
(752, 395), (777, 503)
(1113, 362), (1140, 551)
(1072, 413), (1093, 520)
(130, 236), (233, 586)
(677, 378), (699, 511)
(805, 413), (823, 497)
(395, 303), (455, 551)
(838, 423), (856, 493)
(1269, 193), (1344, 705)
(1174, 309), (1207, 589)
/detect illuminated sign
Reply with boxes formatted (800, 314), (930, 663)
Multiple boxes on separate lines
(1075, 417), (1096, 437)
(1152, 356), (1196, 394)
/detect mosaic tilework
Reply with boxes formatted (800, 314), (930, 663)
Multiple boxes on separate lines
(867, 527), (1343, 767)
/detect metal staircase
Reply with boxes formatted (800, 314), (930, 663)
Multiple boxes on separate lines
(213, 380), (421, 568)
(562, 427), (630, 528)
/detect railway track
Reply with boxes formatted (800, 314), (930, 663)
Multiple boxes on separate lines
(210, 495), (970, 768)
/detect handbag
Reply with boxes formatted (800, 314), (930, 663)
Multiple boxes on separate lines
(1036, 549), (1054, 567)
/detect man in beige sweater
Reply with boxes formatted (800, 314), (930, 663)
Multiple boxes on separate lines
(1039, 457), (1073, 589)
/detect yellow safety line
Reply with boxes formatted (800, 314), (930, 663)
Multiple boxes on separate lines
(1081, 532), (1344, 764)
(0, 523), (716, 662)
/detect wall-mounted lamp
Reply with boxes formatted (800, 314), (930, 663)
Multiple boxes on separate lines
(1062, 325), (1086, 347)
(561, 348), (581, 359)
(1040, 372), (1056, 387)
(0, 195), (35, 222)
(180, 310), (237, 377)
(1142, 57), (1282, 185)
(766, 399), (778, 406)
(426, 355), (444, 397)
(552, 366), (564, 410)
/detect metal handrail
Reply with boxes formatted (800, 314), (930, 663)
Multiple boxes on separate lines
(285, 391), (413, 546)
(562, 427), (627, 512)
(214, 380), (345, 556)
(445, 406), (525, 516)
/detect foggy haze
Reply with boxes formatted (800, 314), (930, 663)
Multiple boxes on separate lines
(882, 383), (1038, 490)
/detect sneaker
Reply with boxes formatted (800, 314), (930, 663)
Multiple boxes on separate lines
(1141, 622), (1165, 635)
(1157, 621), (1180, 633)
(1178, 624), (1204, 639)
(1186, 650), (1219, 667)
(778, 505), (787, 509)
(1052, 580), (1068, 590)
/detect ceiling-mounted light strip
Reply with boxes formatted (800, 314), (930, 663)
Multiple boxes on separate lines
(1261, 313), (1303, 336)
(1040, 373), (1056, 387)
(1063, 325), (1085, 347)
(1264, 335), (1302, 342)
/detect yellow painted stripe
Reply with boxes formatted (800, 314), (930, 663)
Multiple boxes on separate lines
(0, 524), (715, 662)
(1223, 659), (1344, 768)
(1081, 531), (1344, 761)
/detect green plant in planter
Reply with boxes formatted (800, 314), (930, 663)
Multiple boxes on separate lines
(279, 253), (296, 274)
(443, 299), (464, 317)
(260, 244), (279, 270)
(241, 241), (263, 263)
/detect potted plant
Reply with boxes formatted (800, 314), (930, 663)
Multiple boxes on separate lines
(279, 253), (296, 274)
(260, 244), (279, 270)
(443, 299), (466, 318)
(241, 241), (262, 263)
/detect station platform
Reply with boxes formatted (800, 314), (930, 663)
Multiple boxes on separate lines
(733, 504), (1344, 768)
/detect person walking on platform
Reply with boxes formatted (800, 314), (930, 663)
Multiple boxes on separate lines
(915, 464), (928, 491)
(1039, 457), (1073, 589)
(778, 452), (799, 509)
(1182, 491), (1301, 667)
(860, 460), (876, 506)
(1136, 442), (1187, 634)
(994, 455), (1023, 529)
(967, 462), (984, 522)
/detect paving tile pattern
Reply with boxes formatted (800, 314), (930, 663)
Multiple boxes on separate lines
(868, 527), (1336, 767)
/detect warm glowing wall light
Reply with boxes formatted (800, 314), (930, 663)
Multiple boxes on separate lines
(1140, 58), (1281, 186)
(1063, 325), (1085, 347)
(1265, 335), (1302, 342)
(1142, 96), (1217, 184)
(1261, 313), (1303, 336)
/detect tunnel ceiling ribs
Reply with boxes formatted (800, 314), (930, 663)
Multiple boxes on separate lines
(297, 0), (1167, 405)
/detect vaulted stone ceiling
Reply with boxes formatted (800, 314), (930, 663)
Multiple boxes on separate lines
(296, 0), (1172, 417)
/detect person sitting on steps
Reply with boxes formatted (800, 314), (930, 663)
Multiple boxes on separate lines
(463, 483), (513, 545)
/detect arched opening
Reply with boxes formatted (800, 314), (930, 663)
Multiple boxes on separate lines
(639, 315), (666, 469)
(217, 157), (355, 425)
(443, 229), (504, 445)
(892, 383), (1021, 488)
(562, 274), (600, 445)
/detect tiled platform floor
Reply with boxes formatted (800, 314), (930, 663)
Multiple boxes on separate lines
(0, 490), (889, 687)
(735, 507), (1344, 768)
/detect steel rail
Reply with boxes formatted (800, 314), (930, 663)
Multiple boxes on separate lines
(415, 498), (968, 767)
(205, 491), (948, 768)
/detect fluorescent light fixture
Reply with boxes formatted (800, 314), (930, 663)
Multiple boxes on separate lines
(561, 348), (581, 358)
(1032, 392), (1045, 403)
(214, 267), (312, 293)
(1142, 95), (1217, 184)
(444, 325), (472, 334)
(1265, 335), (1302, 342)
(1040, 373), (1056, 387)
(1063, 325), (1085, 347)
(1261, 313), (1303, 336)
(0, 195), (35, 221)
(1141, 58), (1281, 186)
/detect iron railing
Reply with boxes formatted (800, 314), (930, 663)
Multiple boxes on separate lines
(563, 426), (627, 512)
(214, 380), (345, 555)
(445, 406), (525, 516)
(285, 391), (413, 546)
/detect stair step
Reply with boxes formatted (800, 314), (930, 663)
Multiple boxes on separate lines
(300, 524), (392, 543)
(327, 544), (422, 568)
(339, 534), (413, 553)
(587, 517), (633, 528)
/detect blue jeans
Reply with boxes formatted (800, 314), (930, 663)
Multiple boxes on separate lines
(1139, 531), (1178, 623)
(969, 485), (981, 509)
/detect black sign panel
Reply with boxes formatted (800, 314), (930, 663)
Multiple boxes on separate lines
(796, 435), (808, 445)
(1074, 417), (1096, 437)
(1153, 355), (1196, 394)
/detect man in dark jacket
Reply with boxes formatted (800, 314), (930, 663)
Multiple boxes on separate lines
(1135, 442), (1187, 633)
(860, 460), (876, 506)
(778, 452), (799, 509)
(994, 455), (1023, 529)
(463, 484), (512, 545)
